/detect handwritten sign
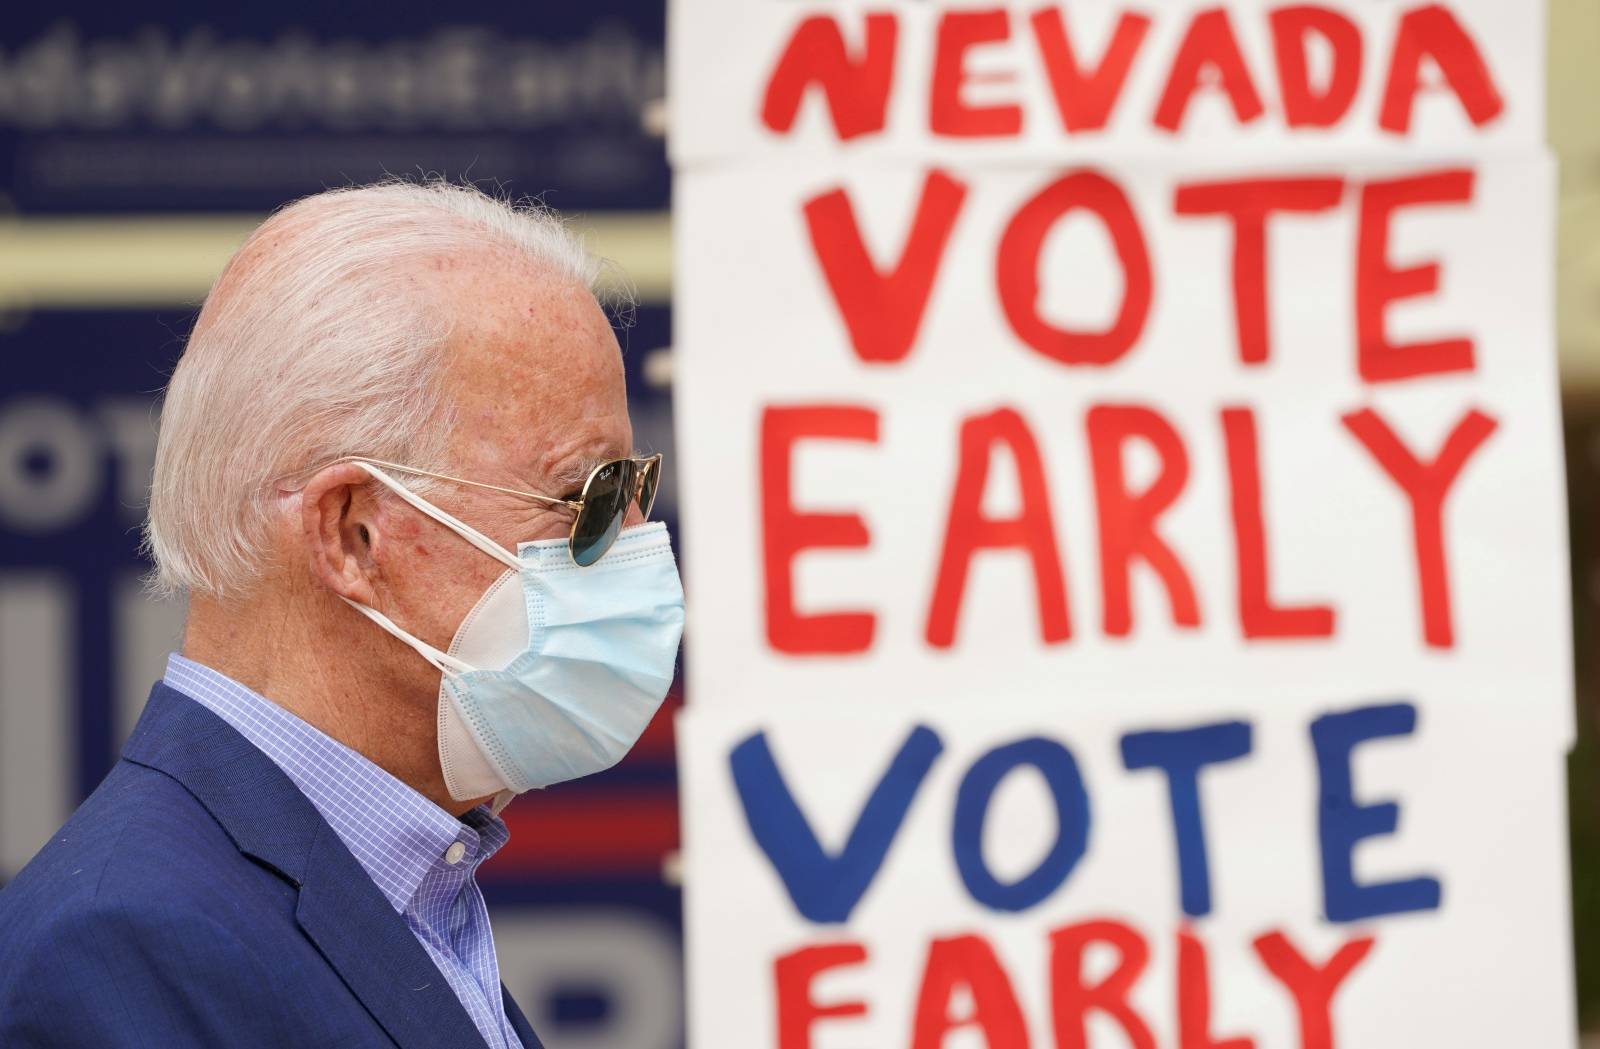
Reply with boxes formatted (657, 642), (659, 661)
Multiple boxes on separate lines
(670, 3), (1571, 1046)
(670, 1), (1545, 163)
(680, 688), (1571, 1047)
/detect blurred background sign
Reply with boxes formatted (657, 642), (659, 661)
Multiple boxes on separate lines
(0, 3), (666, 214)
(0, 4), (679, 1049)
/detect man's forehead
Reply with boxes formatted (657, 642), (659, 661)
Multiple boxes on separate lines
(434, 261), (631, 484)
(442, 261), (621, 387)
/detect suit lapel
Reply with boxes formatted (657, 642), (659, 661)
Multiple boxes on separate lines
(123, 684), (489, 1049)
(501, 984), (545, 1049)
(296, 821), (488, 1049)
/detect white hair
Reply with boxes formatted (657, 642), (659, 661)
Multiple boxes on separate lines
(144, 177), (605, 598)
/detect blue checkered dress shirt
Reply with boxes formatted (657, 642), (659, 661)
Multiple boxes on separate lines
(164, 654), (524, 1049)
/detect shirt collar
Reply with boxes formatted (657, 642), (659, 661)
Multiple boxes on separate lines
(162, 653), (508, 914)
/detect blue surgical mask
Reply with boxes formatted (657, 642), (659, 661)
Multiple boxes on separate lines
(340, 462), (685, 809)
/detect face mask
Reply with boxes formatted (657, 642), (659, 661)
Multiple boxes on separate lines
(339, 462), (685, 809)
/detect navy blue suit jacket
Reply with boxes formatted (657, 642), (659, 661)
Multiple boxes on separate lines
(0, 683), (544, 1048)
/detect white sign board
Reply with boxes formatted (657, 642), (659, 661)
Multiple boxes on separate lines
(674, 157), (1567, 713)
(679, 688), (1572, 1047)
(671, 0), (1545, 165)
(670, 2), (1570, 1046)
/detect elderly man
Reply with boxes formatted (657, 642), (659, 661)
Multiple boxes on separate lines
(0, 180), (684, 1048)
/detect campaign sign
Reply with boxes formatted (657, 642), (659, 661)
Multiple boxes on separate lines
(679, 688), (1572, 1047)
(670, 2), (1570, 1046)
(670, 0), (1544, 165)
(673, 157), (1567, 712)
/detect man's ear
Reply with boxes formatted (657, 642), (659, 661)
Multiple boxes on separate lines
(300, 463), (386, 604)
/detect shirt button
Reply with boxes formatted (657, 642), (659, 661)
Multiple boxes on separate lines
(444, 842), (467, 865)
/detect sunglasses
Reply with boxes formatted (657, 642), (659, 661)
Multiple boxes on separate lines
(343, 454), (662, 567)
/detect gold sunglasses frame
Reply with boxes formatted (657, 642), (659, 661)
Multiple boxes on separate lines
(341, 454), (664, 564)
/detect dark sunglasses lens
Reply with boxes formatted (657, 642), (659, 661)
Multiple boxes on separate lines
(637, 458), (661, 520)
(571, 460), (632, 566)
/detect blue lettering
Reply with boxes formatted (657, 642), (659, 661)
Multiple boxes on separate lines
(952, 737), (1090, 912)
(1311, 702), (1442, 922)
(728, 725), (944, 924)
(1120, 720), (1252, 917)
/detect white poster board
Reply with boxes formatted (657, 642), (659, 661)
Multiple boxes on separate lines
(670, 1), (1546, 165)
(670, 2), (1570, 1046)
(674, 157), (1567, 712)
(679, 688), (1572, 1047)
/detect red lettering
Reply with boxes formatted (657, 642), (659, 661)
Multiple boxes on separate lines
(1356, 169), (1476, 382)
(1270, 6), (1363, 128)
(761, 406), (880, 654)
(1221, 408), (1336, 640)
(804, 171), (968, 364)
(1253, 931), (1375, 1049)
(931, 10), (1022, 137)
(1379, 5), (1505, 134)
(762, 14), (898, 141)
(1154, 8), (1265, 132)
(1178, 927), (1255, 1049)
(1030, 8), (1152, 133)
(775, 942), (870, 1049)
(911, 934), (1030, 1049)
(1087, 405), (1200, 637)
(927, 408), (1071, 648)
(997, 171), (1152, 366)
(1050, 919), (1157, 1049)
(1174, 177), (1345, 365)
(1341, 407), (1498, 648)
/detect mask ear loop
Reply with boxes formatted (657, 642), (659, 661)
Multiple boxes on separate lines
(347, 459), (524, 573)
(339, 596), (477, 677)
(334, 461), (527, 810)
(345, 596), (518, 810)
